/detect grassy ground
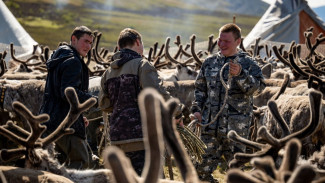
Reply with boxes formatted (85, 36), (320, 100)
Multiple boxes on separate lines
(5, 0), (260, 51)
(163, 161), (253, 182)
(162, 162), (229, 182)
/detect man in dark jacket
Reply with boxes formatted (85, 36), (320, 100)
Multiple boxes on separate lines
(40, 26), (96, 169)
(99, 28), (172, 175)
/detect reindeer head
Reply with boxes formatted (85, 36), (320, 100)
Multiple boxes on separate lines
(0, 87), (96, 172)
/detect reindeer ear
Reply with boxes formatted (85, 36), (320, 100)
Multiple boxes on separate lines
(261, 63), (272, 79)
(177, 64), (181, 70)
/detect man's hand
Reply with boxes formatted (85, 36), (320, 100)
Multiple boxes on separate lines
(229, 61), (241, 76)
(191, 112), (202, 122)
(174, 117), (184, 127)
(83, 117), (89, 127)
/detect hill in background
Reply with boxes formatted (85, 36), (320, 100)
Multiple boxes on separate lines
(181, 0), (268, 16)
(4, 0), (266, 51)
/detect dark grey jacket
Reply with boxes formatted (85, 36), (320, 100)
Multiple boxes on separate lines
(40, 45), (93, 139)
(99, 49), (170, 141)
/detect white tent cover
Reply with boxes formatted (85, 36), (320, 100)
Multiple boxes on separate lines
(0, 0), (38, 60)
(243, 0), (325, 48)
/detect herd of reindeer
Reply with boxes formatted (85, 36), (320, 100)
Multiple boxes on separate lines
(0, 26), (325, 182)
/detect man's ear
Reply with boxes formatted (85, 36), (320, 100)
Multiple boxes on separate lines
(71, 35), (77, 43)
(236, 37), (241, 46)
(135, 39), (140, 46)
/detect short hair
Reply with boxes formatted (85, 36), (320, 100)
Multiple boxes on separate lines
(219, 23), (241, 40)
(117, 28), (142, 49)
(71, 26), (94, 41)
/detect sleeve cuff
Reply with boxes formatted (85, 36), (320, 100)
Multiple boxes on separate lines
(190, 106), (201, 114)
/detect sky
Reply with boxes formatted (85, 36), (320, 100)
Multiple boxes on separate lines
(262, 0), (325, 8)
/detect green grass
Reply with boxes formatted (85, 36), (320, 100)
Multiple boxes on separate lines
(17, 17), (62, 29)
(163, 164), (228, 182)
(5, 0), (260, 52)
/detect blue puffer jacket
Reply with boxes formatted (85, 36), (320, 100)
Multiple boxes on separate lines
(40, 45), (93, 139)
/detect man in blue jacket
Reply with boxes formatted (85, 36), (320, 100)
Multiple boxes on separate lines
(40, 26), (96, 169)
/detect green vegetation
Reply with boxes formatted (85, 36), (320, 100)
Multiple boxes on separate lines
(17, 17), (62, 29)
(5, 0), (260, 51)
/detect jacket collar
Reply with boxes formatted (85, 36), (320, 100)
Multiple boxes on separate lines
(111, 49), (142, 69)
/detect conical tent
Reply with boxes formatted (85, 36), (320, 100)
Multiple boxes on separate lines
(243, 0), (325, 48)
(0, 0), (37, 60)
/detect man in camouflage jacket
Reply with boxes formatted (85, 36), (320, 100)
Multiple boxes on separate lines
(98, 28), (171, 175)
(191, 23), (265, 182)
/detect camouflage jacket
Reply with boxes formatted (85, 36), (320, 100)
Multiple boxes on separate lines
(191, 50), (265, 124)
(99, 49), (170, 141)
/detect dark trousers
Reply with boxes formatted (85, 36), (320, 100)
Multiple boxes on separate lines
(125, 150), (145, 175)
(55, 134), (89, 169)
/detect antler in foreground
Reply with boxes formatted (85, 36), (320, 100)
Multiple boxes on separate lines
(228, 90), (322, 168)
(227, 138), (317, 183)
(104, 88), (199, 183)
(0, 87), (96, 166)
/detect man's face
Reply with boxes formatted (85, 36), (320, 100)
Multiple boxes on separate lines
(217, 32), (240, 57)
(71, 34), (93, 57)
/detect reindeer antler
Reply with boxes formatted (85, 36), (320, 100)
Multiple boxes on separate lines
(228, 90), (322, 168)
(190, 35), (203, 67)
(227, 139), (316, 183)
(0, 104), (49, 162)
(10, 43), (42, 67)
(207, 34), (218, 54)
(42, 87), (96, 146)
(0, 87), (96, 165)
(165, 37), (188, 67)
(104, 88), (165, 183)
(104, 88), (199, 183)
